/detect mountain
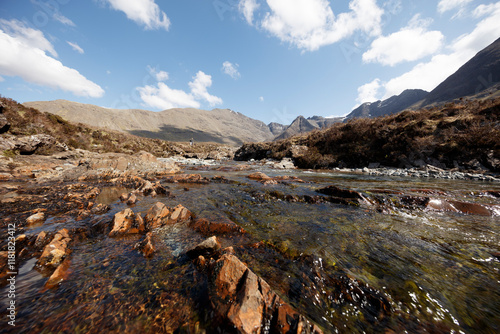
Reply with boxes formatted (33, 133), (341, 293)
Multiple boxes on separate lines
(268, 122), (286, 136)
(23, 100), (274, 146)
(346, 89), (429, 120)
(274, 115), (342, 140)
(420, 36), (500, 106)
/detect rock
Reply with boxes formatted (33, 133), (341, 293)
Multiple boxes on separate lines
(45, 257), (71, 289)
(247, 172), (271, 181)
(209, 254), (323, 334)
(137, 151), (157, 163)
(109, 208), (145, 236)
(34, 231), (48, 249)
(0, 114), (10, 133)
(164, 174), (210, 184)
(426, 198), (494, 216)
(144, 202), (170, 229)
(316, 185), (363, 199)
(127, 193), (138, 205)
(187, 236), (221, 258)
(15, 134), (58, 155)
(115, 156), (128, 171)
(120, 192), (129, 202)
(189, 218), (246, 236)
(37, 229), (72, 269)
(274, 158), (296, 169)
(90, 203), (110, 215)
(26, 212), (45, 225)
(169, 204), (192, 223)
(0, 172), (12, 181)
(133, 232), (155, 258)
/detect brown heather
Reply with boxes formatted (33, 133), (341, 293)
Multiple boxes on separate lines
(236, 98), (500, 171)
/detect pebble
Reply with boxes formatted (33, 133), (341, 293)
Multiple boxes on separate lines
(356, 167), (500, 182)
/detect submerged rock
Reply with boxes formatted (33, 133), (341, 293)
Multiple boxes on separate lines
(189, 218), (246, 236)
(26, 212), (46, 225)
(186, 236), (221, 258)
(134, 232), (155, 258)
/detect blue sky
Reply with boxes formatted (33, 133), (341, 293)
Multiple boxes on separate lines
(0, 0), (499, 125)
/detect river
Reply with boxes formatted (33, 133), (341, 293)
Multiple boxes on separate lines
(1, 161), (499, 333)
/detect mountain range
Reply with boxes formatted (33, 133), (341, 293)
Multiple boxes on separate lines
(24, 37), (500, 145)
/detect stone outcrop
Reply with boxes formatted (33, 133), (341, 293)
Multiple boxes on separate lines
(143, 202), (192, 230)
(109, 208), (145, 237)
(37, 229), (72, 269)
(208, 253), (324, 334)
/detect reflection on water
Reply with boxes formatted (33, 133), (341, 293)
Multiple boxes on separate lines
(1, 163), (499, 333)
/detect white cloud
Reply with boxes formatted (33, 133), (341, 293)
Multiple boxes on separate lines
(356, 78), (381, 105)
(222, 61), (240, 79)
(0, 27), (104, 98)
(137, 71), (223, 110)
(239, 0), (260, 25)
(0, 19), (57, 57)
(259, 96), (264, 102)
(106, 0), (170, 30)
(438, 0), (472, 14)
(67, 41), (84, 54)
(259, 0), (384, 51)
(53, 12), (76, 27)
(356, 2), (500, 102)
(147, 66), (169, 81)
(189, 71), (223, 107)
(378, 2), (500, 99)
(0, 76), (4, 82)
(138, 82), (199, 109)
(362, 15), (444, 66)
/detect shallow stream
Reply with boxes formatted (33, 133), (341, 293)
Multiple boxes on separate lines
(1, 162), (499, 333)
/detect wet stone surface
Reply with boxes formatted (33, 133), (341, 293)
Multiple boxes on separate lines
(0, 158), (499, 333)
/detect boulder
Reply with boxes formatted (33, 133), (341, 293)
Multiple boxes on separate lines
(189, 218), (246, 236)
(169, 204), (192, 223)
(37, 228), (72, 269)
(247, 172), (271, 181)
(144, 202), (170, 229)
(209, 254), (323, 334)
(186, 236), (221, 258)
(109, 208), (143, 237)
(164, 174), (210, 184)
(126, 193), (138, 205)
(26, 212), (45, 225)
(15, 134), (57, 154)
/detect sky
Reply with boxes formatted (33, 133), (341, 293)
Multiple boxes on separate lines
(0, 0), (500, 125)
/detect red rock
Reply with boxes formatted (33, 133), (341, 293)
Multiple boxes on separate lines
(144, 202), (170, 229)
(134, 232), (155, 258)
(247, 172), (271, 181)
(127, 193), (138, 205)
(45, 257), (72, 289)
(169, 204), (192, 223)
(120, 192), (129, 202)
(187, 236), (221, 258)
(0, 172), (12, 181)
(26, 212), (45, 225)
(427, 198), (493, 216)
(209, 254), (323, 334)
(164, 174), (210, 184)
(189, 218), (246, 236)
(109, 208), (136, 237)
(37, 229), (72, 268)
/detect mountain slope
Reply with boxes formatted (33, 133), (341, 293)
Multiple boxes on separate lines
(23, 100), (274, 146)
(346, 89), (429, 119)
(421, 37), (500, 106)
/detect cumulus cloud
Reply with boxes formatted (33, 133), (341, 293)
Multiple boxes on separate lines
(137, 71), (223, 110)
(258, 0), (383, 51)
(437, 0), (472, 14)
(0, 25), (104, 98)
(239, 0), (260, 25)
(0, 19), (58, 57)
(106, 0), (170, 30)
(355, 78), (381, 105)
(358, 2), (500, 101)
(222, 61), (240, 79)
(189, 71), (223, 106)
(362, 15), (444, 66)
(67, 41), (84, 54)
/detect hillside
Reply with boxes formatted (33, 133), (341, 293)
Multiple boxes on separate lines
(0, 97), (233, 158)
(235, 98), (500, 172)
(346, 89), (429, 119)
(420, 37), (500, 106)
(23, 100), (274, 146)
